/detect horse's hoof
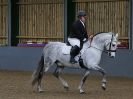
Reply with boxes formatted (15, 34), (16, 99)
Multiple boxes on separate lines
(80, 91), (86, 94)
(39, 90), (44, 93)
(64, 86), (69, 91)
(79, 90), (85, 94)
(38, 88), (44, 93)
(101, 85), (106, 91)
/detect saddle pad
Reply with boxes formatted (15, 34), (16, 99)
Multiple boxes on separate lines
(62, 44), (72, 55)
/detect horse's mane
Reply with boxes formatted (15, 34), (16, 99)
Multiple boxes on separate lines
(93, 32), (108, 37)
(92, 32), (113, 38)
(90, 32), (114, 43)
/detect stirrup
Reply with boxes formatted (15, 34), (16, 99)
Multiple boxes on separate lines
(70, 58), (77, 64)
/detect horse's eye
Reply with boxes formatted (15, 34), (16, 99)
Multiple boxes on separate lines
(112, 44), (115, 47)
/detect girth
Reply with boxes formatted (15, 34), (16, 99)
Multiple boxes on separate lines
(79, 56), (88, 70)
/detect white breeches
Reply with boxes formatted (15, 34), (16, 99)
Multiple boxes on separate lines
(68, 38), (80, 47)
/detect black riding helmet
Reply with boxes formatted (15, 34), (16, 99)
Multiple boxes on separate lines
(77, 10), (86, 18)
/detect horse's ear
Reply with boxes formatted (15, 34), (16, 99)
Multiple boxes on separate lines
(115, 33), (119, 38)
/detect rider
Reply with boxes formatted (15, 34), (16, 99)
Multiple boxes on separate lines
(68, 10), (89, 64)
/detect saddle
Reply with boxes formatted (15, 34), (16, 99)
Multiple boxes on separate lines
(62, 43), (87, 69)
(62, 44), (72, 55)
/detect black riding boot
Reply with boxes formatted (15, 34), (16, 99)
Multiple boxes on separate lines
(70, 45), (80, 64)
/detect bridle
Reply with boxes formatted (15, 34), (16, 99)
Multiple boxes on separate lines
(105, 34), (116, 54)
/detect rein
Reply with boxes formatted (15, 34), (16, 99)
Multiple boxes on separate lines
(89, 46), (108, 53)
(89, 45), (116, 53)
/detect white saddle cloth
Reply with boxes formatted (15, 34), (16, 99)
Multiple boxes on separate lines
(62, 44), (80, 62)
(62, 43), (87, 55)
(62, 44), (72, 55)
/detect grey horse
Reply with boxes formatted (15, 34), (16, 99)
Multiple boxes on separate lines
(32, 32), (119, 94)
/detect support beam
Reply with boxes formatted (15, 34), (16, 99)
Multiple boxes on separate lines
(130, 0), (133, 49)
(8, 0), (11, 46)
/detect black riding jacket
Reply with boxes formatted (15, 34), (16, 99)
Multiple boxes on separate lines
(68, 20), (88, 41)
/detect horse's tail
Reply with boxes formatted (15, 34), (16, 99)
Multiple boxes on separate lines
(31, 55), (44, 86)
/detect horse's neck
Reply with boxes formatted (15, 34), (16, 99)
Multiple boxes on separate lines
(91, 34), (110, 50)
(92, 41), (104, 50)
(81, 40), (91, 54)
(82, 39), (104, 51)
(83, 40), (90, 49)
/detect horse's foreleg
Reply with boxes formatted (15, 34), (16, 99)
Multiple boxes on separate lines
(78, 70), (90, 94)
(94, 66), (107, 90)
(53, 66), (69, 91)
(100, 69), (107, 90)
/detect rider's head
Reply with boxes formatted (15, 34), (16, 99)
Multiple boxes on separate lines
(77, 10), (87, 23)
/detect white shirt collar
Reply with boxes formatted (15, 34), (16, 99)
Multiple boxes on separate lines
(80, 20), (85, 27)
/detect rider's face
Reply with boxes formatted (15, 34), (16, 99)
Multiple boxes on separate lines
(80, 16), (86, 23)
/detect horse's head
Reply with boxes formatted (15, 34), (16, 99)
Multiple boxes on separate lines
(104, 33), (119, 58)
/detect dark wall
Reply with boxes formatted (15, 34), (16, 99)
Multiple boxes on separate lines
(0, 47), (133, 77)
(100, 49), (133, 77)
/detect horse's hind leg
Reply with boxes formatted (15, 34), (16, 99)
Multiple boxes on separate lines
(37, 70), (44, 92)
(32, 55), (45, 92)
(53, 66), (69, 91)
(36, 59), (53, 92)
(37, 64), (52, 92)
